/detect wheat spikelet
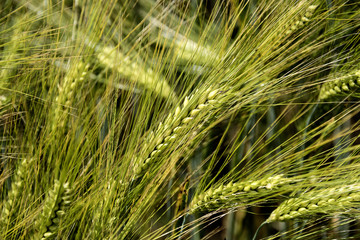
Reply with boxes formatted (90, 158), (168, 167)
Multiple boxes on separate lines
(283, 5), (318, 36)
(172, 36), (219, 67)
(32, 180), (73, 239)
(148, 17), (220, 67)
(88, 179), (122, 239)
(133, 87), (225, 178)
(258, 3), (318, 61)
(319, 69), (360, 100)
(0, 15), (29, 82)
(52, 60), (89, 132)
(97, 46), (175, 101)
(267, 183), (360, 222)
(189, 175), (290, 214)
(0, 158), (32, 229)
(88, 200), (104, 239)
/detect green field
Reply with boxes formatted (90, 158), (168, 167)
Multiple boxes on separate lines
(1, 0), (360, 239)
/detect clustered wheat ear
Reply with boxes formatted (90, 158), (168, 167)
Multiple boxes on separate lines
(97, 46), (175, 101)
(32, 180), (73, 240)
(133, 87), (224, 178)
(267, 183), (360, 223)
(52, 60), (89, 132)
(0, 158), (32, 228)
(189, 175), (290, 214)
(319, 69), (360, 100)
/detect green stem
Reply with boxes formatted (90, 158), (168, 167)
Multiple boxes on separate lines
(252, 221), (267, 240)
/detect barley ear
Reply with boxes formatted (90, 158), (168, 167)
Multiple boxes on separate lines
(319, 69), (360, 100)
(52, 60), (89, 132)
(32, 180), (73, 239)
(97, 46), (176, 101)
(284, 5), (318, 36)
(267, 184), (360, 223)
(189, 175), (290, 214)
(88, 180), (121, 239)
(134, 87), (224, 178)
(0, 15), (29, 82)
(0, 158), (32, 230)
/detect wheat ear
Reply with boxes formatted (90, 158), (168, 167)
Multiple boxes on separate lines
(260, 4), (318, 59)
(172, 36), (219, 67)
(97, 46), (176, 101)
(267, 183), (360, 222)
(32, 180), (73, 239)
(0, 158), (32, 229)
(189, 175), (290, 214)
(52, 60), (89, 132)
(0, 15), (28, 107)
(319, 69), (360, 100)
(0, 15), (28, 82)
(283, 5), (318, 37)
(133, 87), (224, 178)
(88, 179), (122, 239)
(148, 17), (220, 67)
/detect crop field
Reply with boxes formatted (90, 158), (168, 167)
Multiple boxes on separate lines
(1, 0), (360, 239)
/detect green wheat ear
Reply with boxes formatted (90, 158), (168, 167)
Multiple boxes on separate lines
(97, 45), (177, 102)
(133, 87), (224, 179)
(0, 15), (29, 83)
(52, 60), (89, 133)
(86, 183), (113, 239)
(267, 183), (360, 223)
(189, 175), (291, 214)
(0, 158), (32, 230)
(148, 16), (220, 68)
(319, 69), (360, 100)
(255, 3), (318, 61)
(283, 4), (318, 36)
(32, 180), (73, 240)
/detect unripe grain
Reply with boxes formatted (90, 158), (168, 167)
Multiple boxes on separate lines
(267, 184), (360, 222)
(284, 5), (317, 36)
(97, 46), (175, 101)
(189, 175), (290, 214)
(133, 87), (225, 178)
(319, 69), (360, 100)
(0, 158), (32, 228)
(33, 180), (73, 240)
(52, 60), (89, 132)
